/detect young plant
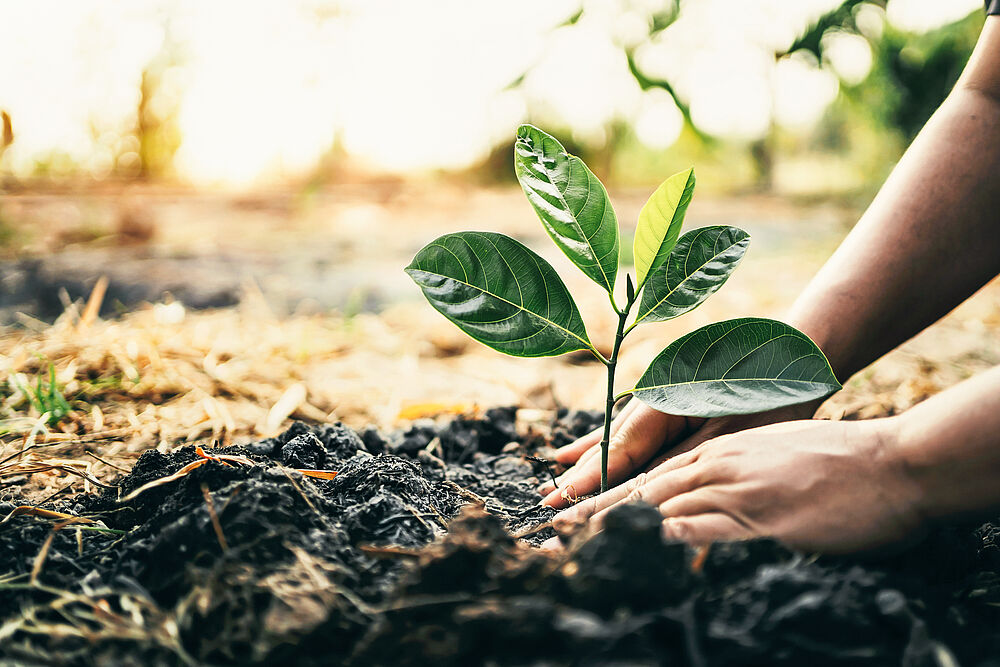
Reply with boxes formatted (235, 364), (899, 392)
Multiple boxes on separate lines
(406, 125), (841, 493)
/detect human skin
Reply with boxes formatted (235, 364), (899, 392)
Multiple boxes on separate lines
(545, 364), (1000, 553)
(538, 16), (1000, 551)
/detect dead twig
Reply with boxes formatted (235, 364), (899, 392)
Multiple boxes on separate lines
(29, 518), (80, 584)
(525, 455), (558, 489)
(84, 450), (131, 473)
(439, 479), (486, 507)
(0, 460), (117, 489)
(77, 275), (109, 332)
(119, 459), (208, 502)
(277, 466), (324, 519)
(690, 545), (711, 574)
(200, 484), (229, 552)
(35, 481), (76, 506)
(295, 469), (339, 480)
(359, 544), (422, 559)
(1, 506), (96, 526)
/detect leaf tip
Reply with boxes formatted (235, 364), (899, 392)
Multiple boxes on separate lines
(514, 124), (564, 153)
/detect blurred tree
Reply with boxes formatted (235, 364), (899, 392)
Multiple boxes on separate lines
(125, 25), (185, 181)
(531, 0), (981, 190)
(133, 59), (183, 179)
(0, 110), (11, 189)
(787, 1), (982, 143)
(1, 111), (12, 155)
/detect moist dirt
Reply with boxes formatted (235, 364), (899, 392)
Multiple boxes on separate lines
(2, 409), (999, 666)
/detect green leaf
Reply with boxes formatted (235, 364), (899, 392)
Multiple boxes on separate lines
(633, 167), (696, 288)
(632, 318), (841, 417)
(514, 124), (619, 294)
(635, 226), (749, 324)
(406, 231), (593, 358)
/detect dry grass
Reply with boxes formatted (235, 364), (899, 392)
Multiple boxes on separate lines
(3, 271), (1000, 502)
(0, 283), (360, 498)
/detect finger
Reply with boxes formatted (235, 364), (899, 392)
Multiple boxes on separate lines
(588, 466), (705, 530)
(550, 464), (686, 526)
(542, 430), (651, 509)
(645, 420), (717, 470)
(543, 406), (692, 508)
(552, 428), (601, 465)
(657, 488), (723, 519)
(550, 439), (705, 519)
(551, 491), (615, 530)
(553, 400), (639, 464)
(661, 512), (755, 545)
(644, 445), (704, 481)
(539, 443), (604, 495)
(539, 445), (599, 497)
(539, 536), (563, 551)
(540, 480), (586, 509)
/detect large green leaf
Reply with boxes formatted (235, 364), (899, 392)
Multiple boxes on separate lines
(405, 231), (592, 358)
(633, 167), (696, 288)
(635, 226), (749, 324)
(514, 124), (619, 294)
(632, 318), (841, 417)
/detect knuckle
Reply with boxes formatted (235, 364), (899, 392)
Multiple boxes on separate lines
(663, 517), (688, 540)
(703, 459), (734, 482)
(625, 484), (647, 504)
(624, 472), (648, 495)
(609, 432), (628, 451)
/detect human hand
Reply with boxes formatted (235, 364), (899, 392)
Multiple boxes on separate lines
(537, 401), (702, 508)
(538, 400), (820, 509)
(547, 417), (926, 554)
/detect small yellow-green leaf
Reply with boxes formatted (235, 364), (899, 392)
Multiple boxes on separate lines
(633, 168), (696, 288)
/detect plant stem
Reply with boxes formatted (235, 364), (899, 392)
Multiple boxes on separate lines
(600, 307), (630, 493)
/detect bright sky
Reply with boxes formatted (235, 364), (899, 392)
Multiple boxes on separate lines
(0, 0), (983, 185)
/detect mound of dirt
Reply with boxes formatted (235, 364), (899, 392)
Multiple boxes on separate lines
(2, 411), (999, 666)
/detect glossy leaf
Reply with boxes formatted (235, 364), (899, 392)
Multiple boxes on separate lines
(632, 318), (841, 418)
(405, 231), (593, 358)
(635, 226), (749, 324)
(514, 124), (619, 293)
(633, 167), (696, 288)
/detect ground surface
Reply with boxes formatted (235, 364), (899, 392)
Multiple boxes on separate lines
(3, 183), (1000, 664)
(3, 417), (1000, 665)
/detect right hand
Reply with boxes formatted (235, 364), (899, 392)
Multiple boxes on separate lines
(538, 399), (822, 509)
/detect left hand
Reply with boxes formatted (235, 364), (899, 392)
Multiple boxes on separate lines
(547, 418), (926, 554)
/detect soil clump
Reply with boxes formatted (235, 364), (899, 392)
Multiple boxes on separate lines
(1, 409), (999, 665)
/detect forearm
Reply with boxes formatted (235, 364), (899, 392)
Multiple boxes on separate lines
(787, 20), (1000, 381)
(891, 364), (1000, 521)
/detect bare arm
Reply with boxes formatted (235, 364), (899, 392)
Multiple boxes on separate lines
(541, 18), (1000, 508)
(789, 17), (1000, 380)
(897, 363), (1000, 522)
(547, 362), (1000, 554)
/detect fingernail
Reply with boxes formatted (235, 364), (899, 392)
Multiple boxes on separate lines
(539, 490), (562, 508)
(537, 482), (554, 494)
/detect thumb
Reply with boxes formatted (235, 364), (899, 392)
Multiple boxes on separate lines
(553, 400), (640, 465)
(541, 404), (685, 508)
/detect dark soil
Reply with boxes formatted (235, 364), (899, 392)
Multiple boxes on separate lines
(2, 409), (999, 666)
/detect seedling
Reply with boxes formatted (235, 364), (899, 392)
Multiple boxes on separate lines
(407, 125), (841, 493)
